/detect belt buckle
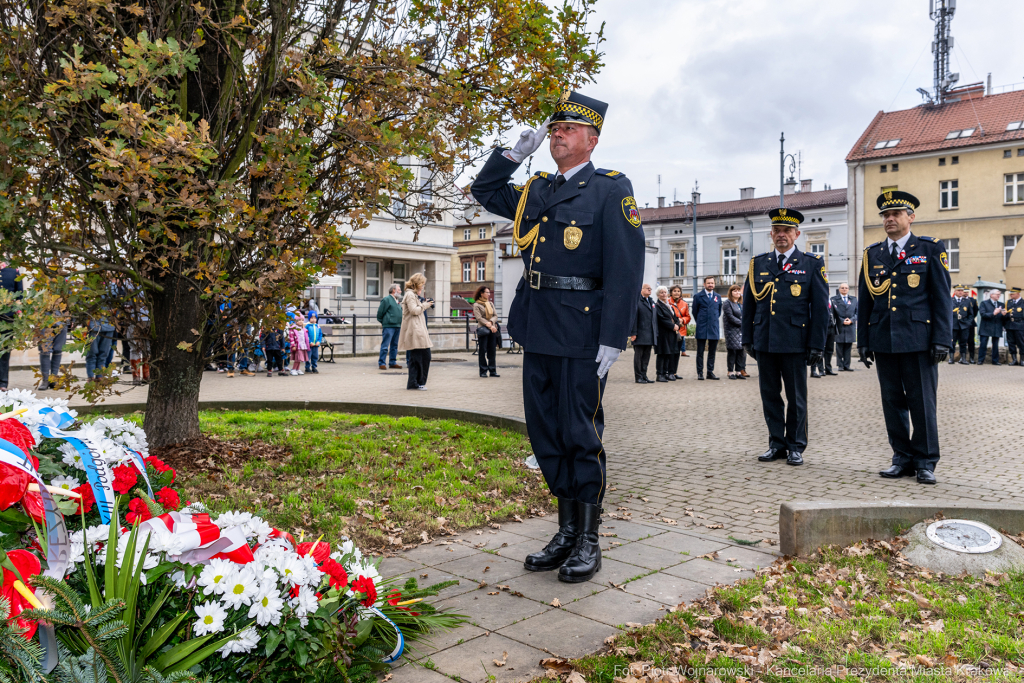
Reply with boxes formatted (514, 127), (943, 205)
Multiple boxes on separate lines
(529, 270), (541, 290)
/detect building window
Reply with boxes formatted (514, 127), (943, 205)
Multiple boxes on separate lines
(1005, 236), (1021, 269)
(940, 180), (959, 209)
(939, 157), (946, 166)
(420, 176), (434, 207)
(1007, 121), (1023, 131)
(392, 196), (406, 218)
(462, 260), (472, 283)
(365, 261), (381, 298)
(1006, 150), (1014, 159)
(337, 260), (353, 297)
(476, 260), (486, 282)
(1006, 173), (1024, 204)
(880, 165), (887, 173)
(722, 248), (737, 276)
(393, 262), (408, 289)
(952, 156), (959, 165)
(942, 238), (960, 272)
(673, 251), (686, 278)
(478, 227), (486, 240)
(463, 228), (471, 241)
(810, 242), (827, 268)
(891, 163), (899, 172)
(1019, 149), (1024, 157)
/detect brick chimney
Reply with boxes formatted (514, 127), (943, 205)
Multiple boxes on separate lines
(739, 187), (755, 200)
(800, 179), (812, 193)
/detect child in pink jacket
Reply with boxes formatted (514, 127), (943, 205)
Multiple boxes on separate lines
(287, 318), (311, 375)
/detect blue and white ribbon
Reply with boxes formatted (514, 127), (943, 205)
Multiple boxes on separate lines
(35, 408), (115, 524)
(353, 606), (405, 663)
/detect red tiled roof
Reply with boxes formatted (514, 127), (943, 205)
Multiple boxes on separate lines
(639, 188), (847, 224)
(846, 86), (1024, 162)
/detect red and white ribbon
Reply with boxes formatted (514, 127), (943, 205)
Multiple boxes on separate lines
(139, 512), (255, 565)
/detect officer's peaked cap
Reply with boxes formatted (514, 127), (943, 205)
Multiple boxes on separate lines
(549, 91), (607, 134)
(877, 190), (920, 213)
(767, 207), (804, 227)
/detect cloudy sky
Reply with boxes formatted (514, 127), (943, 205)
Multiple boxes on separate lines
(485, 0), (1023, 207)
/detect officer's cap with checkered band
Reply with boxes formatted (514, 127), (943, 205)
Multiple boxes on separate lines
(767, 207), (804, 227)
(548, 91), (607, 134)
(876, 190), (920, 213)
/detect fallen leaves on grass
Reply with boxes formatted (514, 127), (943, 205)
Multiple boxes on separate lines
(540, 657), (573, 674)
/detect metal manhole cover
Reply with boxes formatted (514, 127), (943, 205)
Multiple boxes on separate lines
(925, 520), (1002, 554)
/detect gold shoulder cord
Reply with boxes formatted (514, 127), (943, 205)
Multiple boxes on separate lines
(747, 258), (775, 301)
(862, 247), (890, 298)
(512, 175), (540, 263)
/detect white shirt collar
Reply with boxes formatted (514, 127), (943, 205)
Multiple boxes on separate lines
(557, 160), (590, 183)
(886, 232), (912, 252)
(774, 246), (797, 262)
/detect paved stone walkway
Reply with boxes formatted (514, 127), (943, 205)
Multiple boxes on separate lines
(6, 350), (1024, 681)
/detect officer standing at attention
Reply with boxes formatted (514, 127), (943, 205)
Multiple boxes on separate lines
(858, 191), (952, 485)
(1004, 287), (1024, 365)
(950, 285), (974, 364)
(742, 208), (829, 466)
(471, 92), (645, 583)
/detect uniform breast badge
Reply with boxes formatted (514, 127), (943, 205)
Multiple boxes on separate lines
(790, 283), (802, 297)
(564, 225), (583, 250)
(907, 273), (921, 288)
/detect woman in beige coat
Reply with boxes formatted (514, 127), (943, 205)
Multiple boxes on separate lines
(398, 272), (434, 390)
(472, 285), (500, 378)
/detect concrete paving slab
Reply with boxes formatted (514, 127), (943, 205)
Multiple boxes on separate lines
(601, 542), (689, 571)
(661, 558), (756, 586)
(489, 541), (537, 563)
(561, 587), (666, 629)
(426, 632), (548, 683)
(597, 519), (668, 542)
(635, 532), (730, 557)
(502, 569), (608, 605)
(497, 608), (620, 659)
(379, 555), (426, 578)
(433, 552), (530, 584)
(409, 541), (478, 566)
(434, 588), (550, 631)
(408, 624), (489, 661)
(386, 662), (458, 683)
(586, 557), (655, 587)
(714, 546), (779, 570)
(461, 528), (535, 550)
(621, 571), (710, 606)
(510, 517), (560, 541)
(391, 568), (478, 600)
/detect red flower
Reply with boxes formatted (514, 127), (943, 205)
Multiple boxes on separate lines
(351, 575), (377, 607)
(0, 549), (42, 639)
(144, 456), (175, 484)
(0, 420), (36, 461)
(125, 497), (152, 524)
(320, 558), (348, 590)
(296, 541), (331, 564)
(155, 487), (180, 511)
(73, 484), (95, 515)
(20, 489), (44, 523)
(111, 464), (138, 495)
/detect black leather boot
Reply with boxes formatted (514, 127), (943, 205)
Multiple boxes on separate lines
(558, 501), (601, 583)
(524, 499), (579, 571)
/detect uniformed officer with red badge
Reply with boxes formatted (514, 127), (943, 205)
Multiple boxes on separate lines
(471, 92), (644, 583)
(858, 191), (952, 485)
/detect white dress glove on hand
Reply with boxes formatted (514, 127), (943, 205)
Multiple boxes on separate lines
(595, 345), (621, 379)
(505, 118), (550, 163)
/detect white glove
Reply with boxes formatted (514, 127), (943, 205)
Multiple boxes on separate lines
(505, 118), (550, 163)
(595, 345), (621, 379)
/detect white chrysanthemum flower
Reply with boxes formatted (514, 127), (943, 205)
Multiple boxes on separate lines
(214, 511), (253, 529)
(276, 554), (307, 587)
(1, 388), (39, 407)
(170, 570), (189, 588)
(115, 531), (159, 582)
(249, 563), (279, 591)
(193, 602), (228, 636)
(348, 561), (380, 584)
(93, 417), (149, 458)
(247, 586), (285, 626)
(221, 567), (258, 610)
(85, 524), (111, 546)
(179, 501), (208, 515)
(292, 585), (319, 617)
(217, 626), (260, 658)
(197, 559), (236, 596)
(50, 475), (81, 491)
(59, 443), (86, 471)
(299, 554), (321, 582)
(68, 541), (85, 565)
(69, 530), (84, 545)
(243, 517), (273, 543)
(144, 528), (185, 556)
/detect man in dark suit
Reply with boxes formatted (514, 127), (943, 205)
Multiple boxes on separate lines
(691, 276), (721, 380)
(978, 289), (1005, 365)
(832, 282), (858, 371)
(950, 285), (974, 364)
(742, 208), (829, 466)
(1005, 287), (1024, 365)
(0, 266), (24, 391)
(858, 191), (952, 485)
(630, 284), (657, 383)
(471, 91), (645, 583)
(966, 290), (979, 362)
(812, 297), (839, 377)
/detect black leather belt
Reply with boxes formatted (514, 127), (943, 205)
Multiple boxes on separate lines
(524, 271), (602, 291)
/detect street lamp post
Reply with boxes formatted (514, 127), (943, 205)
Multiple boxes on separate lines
(780, 132), (796, 209)
(691, 182), (700, 297)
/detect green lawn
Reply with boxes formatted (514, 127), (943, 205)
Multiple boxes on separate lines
(149, 410), (548, 552)
(549, 540), (1024, 682)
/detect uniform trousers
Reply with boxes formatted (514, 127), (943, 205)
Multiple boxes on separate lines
(814, 333), (836, 373)
(979, 336), (1001, 364)
(632, 345), (652, 380)
(836, 342), (853, 370)
(756, 352), (808, 453)
(523, 352), (606, 505)
(952, 328), (970, 360)
(1007, 330), (1024, 358)
(695, 338), (717, 375)
(873, 351), (939, 471)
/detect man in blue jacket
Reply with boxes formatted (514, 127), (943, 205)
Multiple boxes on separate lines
(471, 91), (645, 583)
(691, 276), (721, 380)
(977, 289), (1005, 365)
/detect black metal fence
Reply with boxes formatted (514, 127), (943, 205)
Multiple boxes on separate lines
(320, 315), (518, 358)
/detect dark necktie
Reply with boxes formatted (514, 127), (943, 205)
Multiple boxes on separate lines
(553, 175), (566, 192)
(891, 242), (899, 262)
(777, 253), (785, 269)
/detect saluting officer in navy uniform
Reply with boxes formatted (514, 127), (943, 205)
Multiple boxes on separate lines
(950, 285), (975, 364)
(471, 92), (645, 583)
(742, 208), (829, 466)
(858, 191), (952, 485)
(1004, 287), (1024, 365)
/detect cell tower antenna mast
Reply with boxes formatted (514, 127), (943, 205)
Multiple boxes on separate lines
(919, 0), (959, 105)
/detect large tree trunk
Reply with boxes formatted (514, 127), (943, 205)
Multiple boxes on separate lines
(143, 272), (208, 447)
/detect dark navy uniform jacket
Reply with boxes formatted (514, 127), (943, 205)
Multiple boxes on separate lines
(471, 149), (645, 358)
(857, 233), (953, 354)
(951, 296), (975, 331)
(1005, 296), (1024, 332)
(979, 299), (1006, 338)
(741, 249), (829, 353)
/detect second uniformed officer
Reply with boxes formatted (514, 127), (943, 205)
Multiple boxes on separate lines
(858, 191), (952, 485)
(471, 92), (645, 582)
(1005, 287), (1024, 365)
(742, 208), (829, 466)
(950, 285), (974, 364)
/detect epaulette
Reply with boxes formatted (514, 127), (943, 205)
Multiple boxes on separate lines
(919, 235), (940, 243)
(595, 169), (626, 179)
(868, 241), (883, 248)
(810, 253), (823, 260)
(534, 171), (552, 180)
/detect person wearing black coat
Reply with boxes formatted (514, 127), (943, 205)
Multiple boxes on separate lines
(950, 285), (974, 364)
(653, 286), (680, 382)
(812, 298), (840, 377)
(0, 267), (24, 391)
(721, 285), (746, 379)
(629, 284), (657, 383)
(832, 283), (858, 370)
(978, 290), (1005, 365)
